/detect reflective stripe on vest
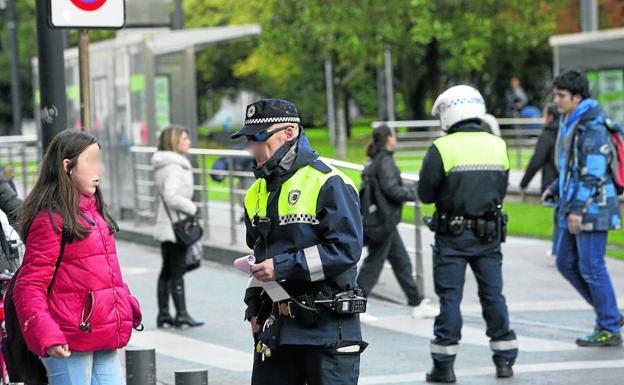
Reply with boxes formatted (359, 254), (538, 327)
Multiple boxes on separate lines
(433, 132), (510, 174)
(244, 163), (356, 226)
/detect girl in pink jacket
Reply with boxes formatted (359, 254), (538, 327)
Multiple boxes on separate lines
(13, 130), (142, 384)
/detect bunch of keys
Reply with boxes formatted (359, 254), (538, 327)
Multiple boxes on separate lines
(255, 341), (272, 361)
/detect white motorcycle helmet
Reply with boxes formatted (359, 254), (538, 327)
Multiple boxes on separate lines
(432, 85), (487, 131)
(481, 113), (501, 136)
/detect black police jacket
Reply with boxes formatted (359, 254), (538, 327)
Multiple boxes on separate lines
(242, 132), (363, 346)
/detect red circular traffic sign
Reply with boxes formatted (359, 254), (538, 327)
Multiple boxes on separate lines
(70, 0), (108, 12)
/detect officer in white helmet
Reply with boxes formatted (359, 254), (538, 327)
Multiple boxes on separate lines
(418, 85), (518, 383)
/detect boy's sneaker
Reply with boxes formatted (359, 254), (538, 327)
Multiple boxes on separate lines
(576, 328), (622, 347)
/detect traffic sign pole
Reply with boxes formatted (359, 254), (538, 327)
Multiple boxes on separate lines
(79, 29), (91, 132)
(36, 0), (68, 151)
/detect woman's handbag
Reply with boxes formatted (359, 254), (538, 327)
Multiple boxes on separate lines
(186, 241), (203, 272)
(160, 196), (203, 246)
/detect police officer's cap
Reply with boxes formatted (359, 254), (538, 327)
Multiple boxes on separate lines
(231, 99), (301, 139)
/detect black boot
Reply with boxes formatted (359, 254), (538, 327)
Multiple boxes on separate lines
(426, 365), (456, 383)
(171, 278), (205, 328)
(157, 279), (175, 328)
(496, 363), (514, 378)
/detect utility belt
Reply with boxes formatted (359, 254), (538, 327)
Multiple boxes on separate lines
(424, 210), (508, 243)
(254, 288), (367, 357)
(257, 287), (367, 329)
(274, 289), (367, 319)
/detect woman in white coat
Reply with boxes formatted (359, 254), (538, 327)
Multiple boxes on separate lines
(152, 125), (204, 328)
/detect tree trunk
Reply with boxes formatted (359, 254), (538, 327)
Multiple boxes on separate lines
(325, 57), (337, 146)
(335, 85), (348, 159)
(377, 66), (387, 120)
(345, 90), (352, 139)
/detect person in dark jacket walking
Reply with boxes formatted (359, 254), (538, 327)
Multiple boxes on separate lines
(520, 103), (559, 193)
(356, 125), (438, 319)
(521, 103), (560, 265)
(0, 167), (22, 226)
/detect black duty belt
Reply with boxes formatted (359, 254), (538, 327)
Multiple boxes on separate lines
(424, 210), (508, 243)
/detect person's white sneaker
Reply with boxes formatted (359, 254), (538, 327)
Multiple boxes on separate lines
(546, 249), (557, 267)
(411, 298), (439, 319)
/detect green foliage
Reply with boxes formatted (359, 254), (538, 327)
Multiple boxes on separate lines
(7, 0), (624, 135)
(0, 1), (37, 133)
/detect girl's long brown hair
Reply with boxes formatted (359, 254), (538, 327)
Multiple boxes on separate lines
(18, 130), (117, 241)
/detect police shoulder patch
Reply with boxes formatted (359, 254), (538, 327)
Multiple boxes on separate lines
(288, 190), (301, 205)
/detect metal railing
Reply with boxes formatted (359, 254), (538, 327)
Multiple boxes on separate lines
(129, 146), (426, 295)
(0, 135), (40, 198)
(372, 118), (545, 170)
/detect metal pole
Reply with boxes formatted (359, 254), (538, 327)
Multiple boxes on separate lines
(384, 44), (396, 122)
(413, 197), (425, 297)
(324, 57), (336, 146)
(7, 0), (21, 136)
(125, 348), (157, 385)
(20, 146), (27, 196)
(227, 156), (237, 245)
(36, 0), (67, 151)
(553, 46), (560, 77)
(580, 0), (599, 32)
(79, 30), (92, 132)
(175, 370), (208, 385)
(172, 0), (184, 30)
(201, 155), (210, 240)
(132, 151), (140, 227)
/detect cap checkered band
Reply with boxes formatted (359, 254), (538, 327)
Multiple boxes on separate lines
(244, 116), (301, 125)
(279, 214), (320, 226)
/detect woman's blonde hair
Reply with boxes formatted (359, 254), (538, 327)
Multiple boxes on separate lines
(158, 125), (189, 152)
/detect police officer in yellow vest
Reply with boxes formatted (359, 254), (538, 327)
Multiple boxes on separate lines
(419, 86), (518, 383)
(232, 99), (366, 385)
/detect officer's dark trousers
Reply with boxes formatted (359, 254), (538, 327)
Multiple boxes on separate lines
(357, 228), (422, 306)
(432, 236), (517, 369)
(251, 344), (360, 385)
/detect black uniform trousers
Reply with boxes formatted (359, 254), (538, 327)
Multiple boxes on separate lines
(431, 232), (518, 368)
(251, 343), (360, 385)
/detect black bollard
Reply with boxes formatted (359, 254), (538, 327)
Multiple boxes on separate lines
(126, 348), (157, 385)
(175, 369), (208, 385)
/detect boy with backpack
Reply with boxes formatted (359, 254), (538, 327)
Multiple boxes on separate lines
(542, 70), (623, 347)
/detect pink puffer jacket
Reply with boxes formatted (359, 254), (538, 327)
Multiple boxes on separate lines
(13, 195), (142, 357)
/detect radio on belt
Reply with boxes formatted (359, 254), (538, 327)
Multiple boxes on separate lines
(315, 289), (367, 314)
